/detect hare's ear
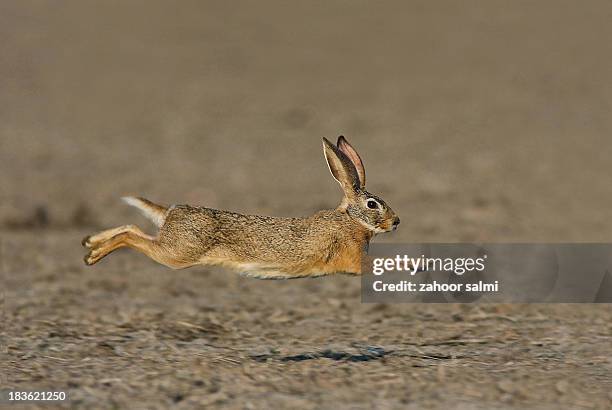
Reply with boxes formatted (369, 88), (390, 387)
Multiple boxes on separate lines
(337, 136), (365, 188)
(322, 137), (360, 197)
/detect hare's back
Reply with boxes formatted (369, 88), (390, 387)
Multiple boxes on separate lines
(159, 205), (305, 245)
(159, 205), (328, 259)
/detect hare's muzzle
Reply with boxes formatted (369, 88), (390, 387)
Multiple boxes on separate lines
(392, 217), (400, 230)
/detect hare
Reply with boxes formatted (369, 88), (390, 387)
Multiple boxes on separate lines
(82, 136), (399, 279)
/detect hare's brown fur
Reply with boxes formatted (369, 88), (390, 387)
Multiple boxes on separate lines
(83, 137), (399, 279)
(84, 206), (372, 278)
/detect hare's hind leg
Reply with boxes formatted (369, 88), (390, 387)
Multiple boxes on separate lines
(84, 225), (153, 265)
(82, 225), (145, 248)
(83, 225), (193, 269)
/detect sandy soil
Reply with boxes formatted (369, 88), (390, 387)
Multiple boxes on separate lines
(2, 1), (612, 408)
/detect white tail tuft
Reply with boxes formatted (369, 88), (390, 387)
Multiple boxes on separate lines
(122, 196), (167, 227)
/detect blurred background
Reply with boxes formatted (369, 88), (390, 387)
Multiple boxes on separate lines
(3, 1), (612, 408)
(3, 0), (612, 241)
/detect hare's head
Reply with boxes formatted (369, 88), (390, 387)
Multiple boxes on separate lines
(323, 136), (400, 234)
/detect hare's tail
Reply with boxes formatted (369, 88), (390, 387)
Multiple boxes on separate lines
(122, 196), (168, 227)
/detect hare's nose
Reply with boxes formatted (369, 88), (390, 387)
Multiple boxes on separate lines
(393, 217), (400, 226)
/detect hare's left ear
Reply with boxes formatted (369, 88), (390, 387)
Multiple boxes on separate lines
(322, 137), (360, 197)
(337, 136), (365, 188)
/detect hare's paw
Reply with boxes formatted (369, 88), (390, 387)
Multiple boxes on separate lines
(82, 230), (116, 248)
(82, 233), (106, 249)
(82, 225), (139, 249)
(82, 235), (93, 248)
(83, 246), (105, 265)
(83, 251), (96, 265)
(84, 250), (100, 265)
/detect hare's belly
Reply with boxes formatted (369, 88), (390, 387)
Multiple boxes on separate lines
(197, 254), (360, 279)
(195, 255), (279, 276)
(196, 233), (365, 278)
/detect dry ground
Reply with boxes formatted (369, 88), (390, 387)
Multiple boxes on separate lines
(2, 1), (612, 409)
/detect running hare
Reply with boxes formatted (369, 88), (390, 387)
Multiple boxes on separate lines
(82, 136), (399, 279)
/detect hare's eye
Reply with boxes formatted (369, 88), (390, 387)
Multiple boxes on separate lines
(367, 199), (379, 209)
